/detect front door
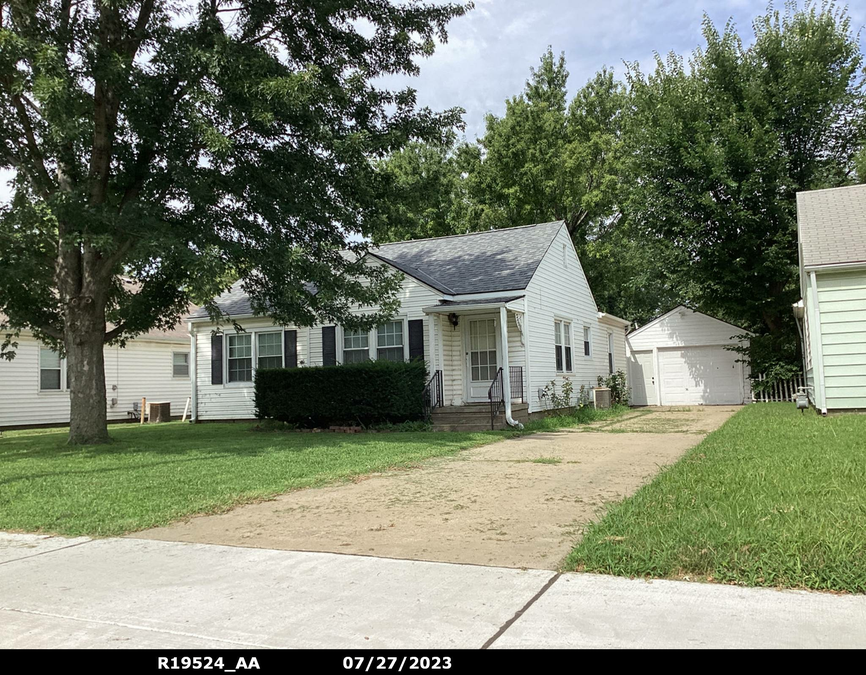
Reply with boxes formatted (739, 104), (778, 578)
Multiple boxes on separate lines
(465, 317), (499, 401)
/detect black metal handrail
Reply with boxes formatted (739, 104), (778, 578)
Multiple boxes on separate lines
(422, 370), (444, 420)
(488, 367), (504, 430)
(509, 366), (525, 404)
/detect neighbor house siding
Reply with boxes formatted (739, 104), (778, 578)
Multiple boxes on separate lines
(816, 269), (866, 410)
(0, 334), (191, 428)
(524, 225), (606, 412)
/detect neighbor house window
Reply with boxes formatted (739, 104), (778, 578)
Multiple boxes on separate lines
(554, 320), (572, 373)
(173, 352), (190, 378)
(342, 327), (370, 364)
(608, 334), (614, 374)
(256, 331), (283, 370)
(583, 326), (591, 357)
(39, 348), (63, 391)
(377, 321), (404, 361)
(227, 333), (253, 382)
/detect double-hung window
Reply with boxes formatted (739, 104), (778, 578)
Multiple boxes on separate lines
(554, 320), (572, 373)
(376, 321), (404, 362)
(608, 333), (615, 374)
(173, 352), (190, 378)
(227, 333), (253, 382)
(256, 332), (283, 370)
(583, 326), (592, 357)
(342, 328), (370, 363)
(39, 348), (64, 391)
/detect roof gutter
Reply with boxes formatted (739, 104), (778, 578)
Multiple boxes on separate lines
(422, 300), (525, 315)
(803, 261), (866, 273)
(597, 312), (630, 327)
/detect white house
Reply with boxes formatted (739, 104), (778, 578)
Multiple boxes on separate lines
(187, 221), (629, 428)
(626, 306), (750, 406)
(795, 184), (866, 413)
(0, 322), (192, 429)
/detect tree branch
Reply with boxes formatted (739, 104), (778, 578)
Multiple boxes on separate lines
(104, 323), (125, 342)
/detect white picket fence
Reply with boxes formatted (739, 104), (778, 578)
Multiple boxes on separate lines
(750, 373), (806, 403)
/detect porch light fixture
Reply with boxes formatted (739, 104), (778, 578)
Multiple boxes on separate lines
(447, 312), (460, 329)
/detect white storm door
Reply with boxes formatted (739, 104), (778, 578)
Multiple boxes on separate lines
(465, 318), (498, 401)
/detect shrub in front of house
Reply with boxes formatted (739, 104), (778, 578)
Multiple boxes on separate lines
(255, 359), (427, 427)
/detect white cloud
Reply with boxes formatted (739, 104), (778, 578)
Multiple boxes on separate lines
(2, 1), (864, 205)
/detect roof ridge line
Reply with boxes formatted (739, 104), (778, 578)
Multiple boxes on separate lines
(374, 220), (564, 247)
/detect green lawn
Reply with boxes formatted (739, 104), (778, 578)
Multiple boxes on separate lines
(566, 404), (866, 593)
(0, 423), (504, 536)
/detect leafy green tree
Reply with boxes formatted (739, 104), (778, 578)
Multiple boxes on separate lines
(374, 137), (470, 243)
(464, 50), (679, 322)
(0, 0), (468, 444)
(625, 3), (865, 370)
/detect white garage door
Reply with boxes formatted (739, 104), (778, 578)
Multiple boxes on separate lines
(658, 346), (745, 405)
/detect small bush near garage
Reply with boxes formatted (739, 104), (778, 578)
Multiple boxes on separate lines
(255, 360), (427, 427)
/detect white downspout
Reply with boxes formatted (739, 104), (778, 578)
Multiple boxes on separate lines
(189, 322), (198, 422)
(808, 271), (828, 415)
(499, 306), (524, 429)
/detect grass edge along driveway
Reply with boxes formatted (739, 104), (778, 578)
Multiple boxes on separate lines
(0, 424), (505, 537)
(566, 404), (866, 594)
(0, 405), (628, 538)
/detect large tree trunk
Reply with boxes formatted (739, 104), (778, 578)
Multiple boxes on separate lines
(66, 297), (110, 445)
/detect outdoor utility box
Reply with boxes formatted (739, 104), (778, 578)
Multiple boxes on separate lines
(594, 387), (611, 409)
(149, 401), (171, 423)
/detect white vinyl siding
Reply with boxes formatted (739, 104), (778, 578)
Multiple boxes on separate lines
(1, 335), (191, 428)
(193, 270), (438, 420)
(816, 269), (866, 409)
(524, 225), (609, 412)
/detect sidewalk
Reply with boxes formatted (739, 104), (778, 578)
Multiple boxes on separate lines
(1, 533), (864, 649)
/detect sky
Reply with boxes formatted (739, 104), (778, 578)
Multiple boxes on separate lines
(2, 0), (865, 202)
(395, 0), (866, 141)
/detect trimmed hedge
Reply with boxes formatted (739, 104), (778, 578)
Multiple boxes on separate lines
(255, 359), (427, 427)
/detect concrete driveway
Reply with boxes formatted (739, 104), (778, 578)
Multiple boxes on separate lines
(2, 534), (865, 649)
(137, 406), (739, 570)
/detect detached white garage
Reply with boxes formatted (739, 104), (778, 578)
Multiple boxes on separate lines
(626, 306), (750, 406)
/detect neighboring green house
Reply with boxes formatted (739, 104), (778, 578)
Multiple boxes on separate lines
(795, 184), (866, 413)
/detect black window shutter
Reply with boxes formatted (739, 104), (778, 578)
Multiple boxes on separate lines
(284, 330), (298, 368)
(211, 333), (223, 384)
(322, 326), (337, 366)
(408, 319), (424, 362)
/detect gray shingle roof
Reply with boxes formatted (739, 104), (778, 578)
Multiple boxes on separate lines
(370, 221), (563, 294)
(798, 185), (866, 268)
(188, 281), (251, 319)
(190, 221), (564, 319)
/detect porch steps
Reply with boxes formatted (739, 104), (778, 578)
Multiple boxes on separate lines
(431, 403), (529, 432)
